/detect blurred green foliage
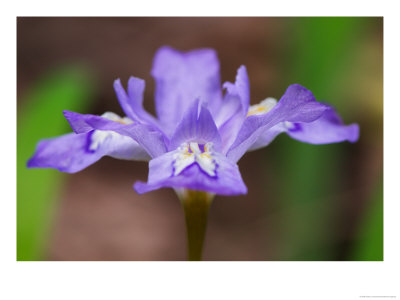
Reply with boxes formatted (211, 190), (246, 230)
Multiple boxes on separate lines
(268, 17), (382, 260)
(351, 178), (383, 260)
(17, 67), (94, 260)
(283, 17), (365, 102)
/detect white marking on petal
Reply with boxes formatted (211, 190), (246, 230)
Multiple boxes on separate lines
(173, 142), (218, 177)
(100, 111), (134, 125)
(173, 143), (196, 175)
(247, 97), (277, 116)
(283, 121), (295, 130)
(89, 130), (121, 151)
(89, 112), (133, 151)
(189, 142), (201, 154)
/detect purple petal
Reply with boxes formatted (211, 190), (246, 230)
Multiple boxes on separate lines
(222, 65), (250, 118)
(151, 46), (222, 134)
(287, 106), (360, 144)
(248, 104), (359, 151)
(247, 123), (288, 151)
(115, 124), (168, 158)
(215, 66), (250, 153)
(227, 84), (328, 162)
(27, 132), (150, 173)
(64, 110), (167, 158)
(63, 110), (95, 134)
(272, 84), (329, 123)
(168, 99), (221, 152)
(64, 110), (133, 134)
(127, 76), (145, 106)
(114, 77), (142, 120)
(113, 77), (161, 129)
(134, 151), (247, 196)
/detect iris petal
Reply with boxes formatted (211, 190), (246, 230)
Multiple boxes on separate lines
(151, 46), (222, 134)
(169, 99), (222, 152)
(216, 65), (250, 153)
(286, 106), (360, 144)
(27, 131), (149, 173)
(227, 84), (329, 162)
(64, 110), (167, 158)
(134, 150), (247, 196)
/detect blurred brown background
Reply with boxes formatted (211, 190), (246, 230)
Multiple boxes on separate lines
(17, 17), (383, 260)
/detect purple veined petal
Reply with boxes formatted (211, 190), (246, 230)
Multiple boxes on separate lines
(151, 46), (222, 135)
(115, 124), (168, 158)
(133, 150), (247, 196)
(168, 99), (222, 152)
(222, 65), (250, 118)
(113, 77), (162, 131)
(27, 131), (150, 173)
(214, 65), (250, 127)
(64, 110), (137, 134)
(247, 103), (360, 151)
(227, 84), (329, 163)
(247, 123), (288, 151)
(64, 110), (167, 158)
(63, 110), (96, 134)
(286, 106), (360, 144)
(114, 77), (142, 120)
(214, 65), (250, 154)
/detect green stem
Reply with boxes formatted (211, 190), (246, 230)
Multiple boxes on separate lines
(178, 189), (214, 261)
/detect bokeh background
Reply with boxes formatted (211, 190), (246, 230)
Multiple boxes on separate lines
(17, 17), (383, 261)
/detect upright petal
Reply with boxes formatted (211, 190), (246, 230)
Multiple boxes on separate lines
(227, 84), (328, 162)
(169, 99), (222, 152)
(215, 65), (250, 153)
(27, 131), (150, 173)
(114, 77), (142, 120)
(113, 77), (161, 130)
(220, 65), (250, 122)
(151, 46), (222, 134)
(134, 150), (247, 196)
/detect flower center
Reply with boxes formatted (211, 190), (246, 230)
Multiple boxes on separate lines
(173, 142), (217, 177)
(247, 98), (277, 116)
(89, 112), (133, 151)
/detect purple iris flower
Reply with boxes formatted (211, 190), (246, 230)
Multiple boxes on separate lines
(27, 46), (359, 196)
